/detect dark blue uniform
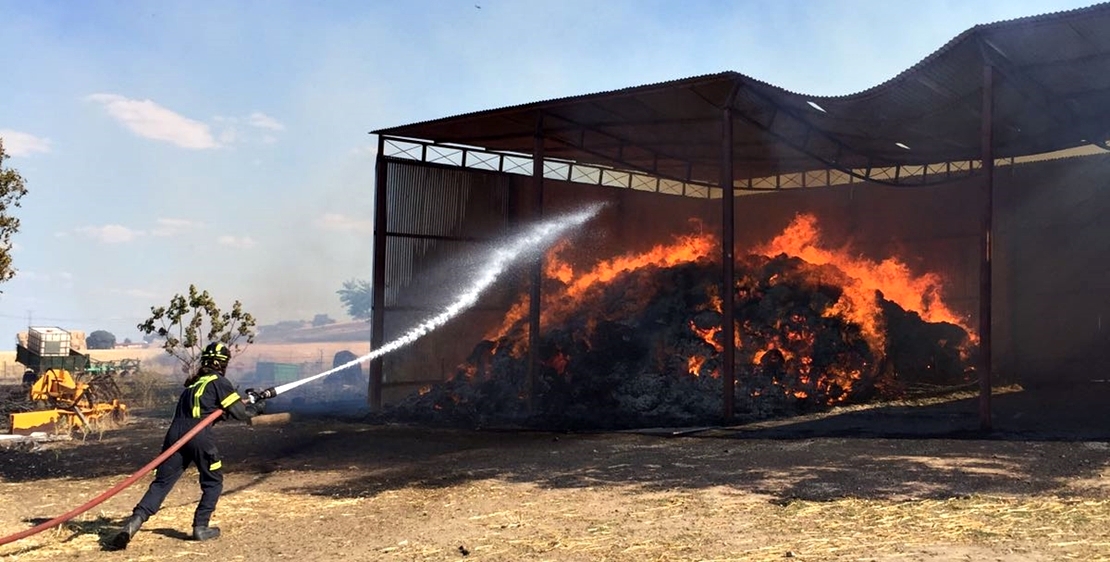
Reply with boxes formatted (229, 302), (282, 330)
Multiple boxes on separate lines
(132, 368), (255, 528)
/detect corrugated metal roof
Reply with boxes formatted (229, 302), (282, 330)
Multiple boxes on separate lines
(374, 2), (1110, 184)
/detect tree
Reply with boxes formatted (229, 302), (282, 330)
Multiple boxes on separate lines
(87, 330), (117, 349)
(0, 138), (29, 288)
(311, 313), (336, 327)
(337, 278), (372, 320)
(137, 284), (257, 377)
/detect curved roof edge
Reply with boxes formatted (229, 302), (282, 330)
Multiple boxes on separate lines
(801, 1), (1110, 101)
(372, 71), (739, 134)
(373, 2), (1110, 135)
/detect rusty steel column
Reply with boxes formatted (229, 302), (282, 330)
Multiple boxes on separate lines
(978, 64), (994, 431)
(721, 106), (736, 422)
(369, 134), (388, 410)
(527, 115), (545, 414)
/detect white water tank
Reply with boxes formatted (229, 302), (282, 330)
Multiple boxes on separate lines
(27, 326), (71, 356)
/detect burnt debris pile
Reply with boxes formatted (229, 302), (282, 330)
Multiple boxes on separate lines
(385, 253), (975, 430)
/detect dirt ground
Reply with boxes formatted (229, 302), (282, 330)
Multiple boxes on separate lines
(3, 386), (1110, 561)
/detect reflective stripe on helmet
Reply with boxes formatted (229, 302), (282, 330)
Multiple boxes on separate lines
(202, 342), (230, 361)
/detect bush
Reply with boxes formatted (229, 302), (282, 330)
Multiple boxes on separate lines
(118, 369), (180, 412)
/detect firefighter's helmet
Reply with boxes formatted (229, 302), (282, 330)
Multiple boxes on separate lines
(200, 341), (231, 372)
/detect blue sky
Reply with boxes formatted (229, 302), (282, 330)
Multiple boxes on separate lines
(0, 0), (1098, 342)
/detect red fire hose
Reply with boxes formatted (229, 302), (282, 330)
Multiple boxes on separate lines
(0, 408), (225, 548)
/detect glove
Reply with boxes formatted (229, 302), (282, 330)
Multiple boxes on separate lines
(245, 400), (266, 417)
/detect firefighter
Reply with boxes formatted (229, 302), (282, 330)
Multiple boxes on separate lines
(111, 341), (266, 549)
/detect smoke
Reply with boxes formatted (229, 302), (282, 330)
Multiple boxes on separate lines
(271, 202), (608, 397)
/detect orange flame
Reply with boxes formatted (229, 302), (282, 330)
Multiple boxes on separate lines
(486, 228), (719, 344)
(471, 212), (971, 407)
(547, 351), (570, 376)
(687, 320), (723, 377)
(558, 232), (716, 300)
(687, 355), (707, 376)
(689, 321), (724, 352)
(756, 214), (976, 349)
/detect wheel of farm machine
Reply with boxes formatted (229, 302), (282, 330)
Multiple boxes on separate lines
(111, 404), (130, 425)
(86, 371), (123, 403)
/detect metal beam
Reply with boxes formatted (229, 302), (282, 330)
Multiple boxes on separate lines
(541, 115), (708, 187)
(731, 78), (992, 185)
(980, 37), (1110, 148)
(726, 100), (979, 187)
(540, 135), (714, 192)
(978, 64), (995, 432)
(369, 134), (388, 411)
(721, 106), (736, 422)
(527, 115), (545, 414)
(384, 231), (486, 243)
(382, 135), (985, 193)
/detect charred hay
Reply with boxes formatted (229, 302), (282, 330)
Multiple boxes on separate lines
(384, 254), (975, 430)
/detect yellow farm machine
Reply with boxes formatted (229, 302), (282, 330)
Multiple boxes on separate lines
(5, 327), (130, 435)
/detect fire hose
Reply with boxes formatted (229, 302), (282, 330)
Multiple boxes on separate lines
(1, 351), (398, 547)
(0, 367), (348, 548)
(0, 408), (225, 548)
(0, 359), (425, 549)
(0, 203), (606, 549)
(0, 382), (288, 548)
(0, 385), (284, 548)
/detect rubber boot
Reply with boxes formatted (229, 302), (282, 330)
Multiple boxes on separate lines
(110, 514), (145, 550)
(192, 526), (221, 541)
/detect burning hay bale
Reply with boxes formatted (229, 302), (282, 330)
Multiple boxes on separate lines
(386, 253), (975, 430)
(384, 214), (977, 430)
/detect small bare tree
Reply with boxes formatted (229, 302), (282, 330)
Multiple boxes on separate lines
(137, 284), (257, 379)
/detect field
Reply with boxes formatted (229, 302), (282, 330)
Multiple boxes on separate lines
(0, 340), (374, 433)
(2, 385), (1110, 560)
(0, 341), (372, 381)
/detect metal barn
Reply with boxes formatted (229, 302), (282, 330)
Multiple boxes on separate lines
(365, 3), (1110, 435)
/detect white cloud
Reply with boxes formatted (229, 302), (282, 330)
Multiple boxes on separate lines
(86, 93), (219, 149)
(67, 219), (199, 241)
(0, 129), (52, 157)
(75, 224), (143, 244)
(151, 218), (204, 237)
(247, 112), (285, 131)
(217, 235), (256, 249)
(317, 213), (372, 233)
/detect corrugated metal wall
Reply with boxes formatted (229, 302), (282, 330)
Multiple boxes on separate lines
(378, 161), (522, 398)
(993, 153), (1110, 384)
(383, 161), (514, 311)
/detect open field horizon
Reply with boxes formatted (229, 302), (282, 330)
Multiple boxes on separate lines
(0, 340), (372, 380)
